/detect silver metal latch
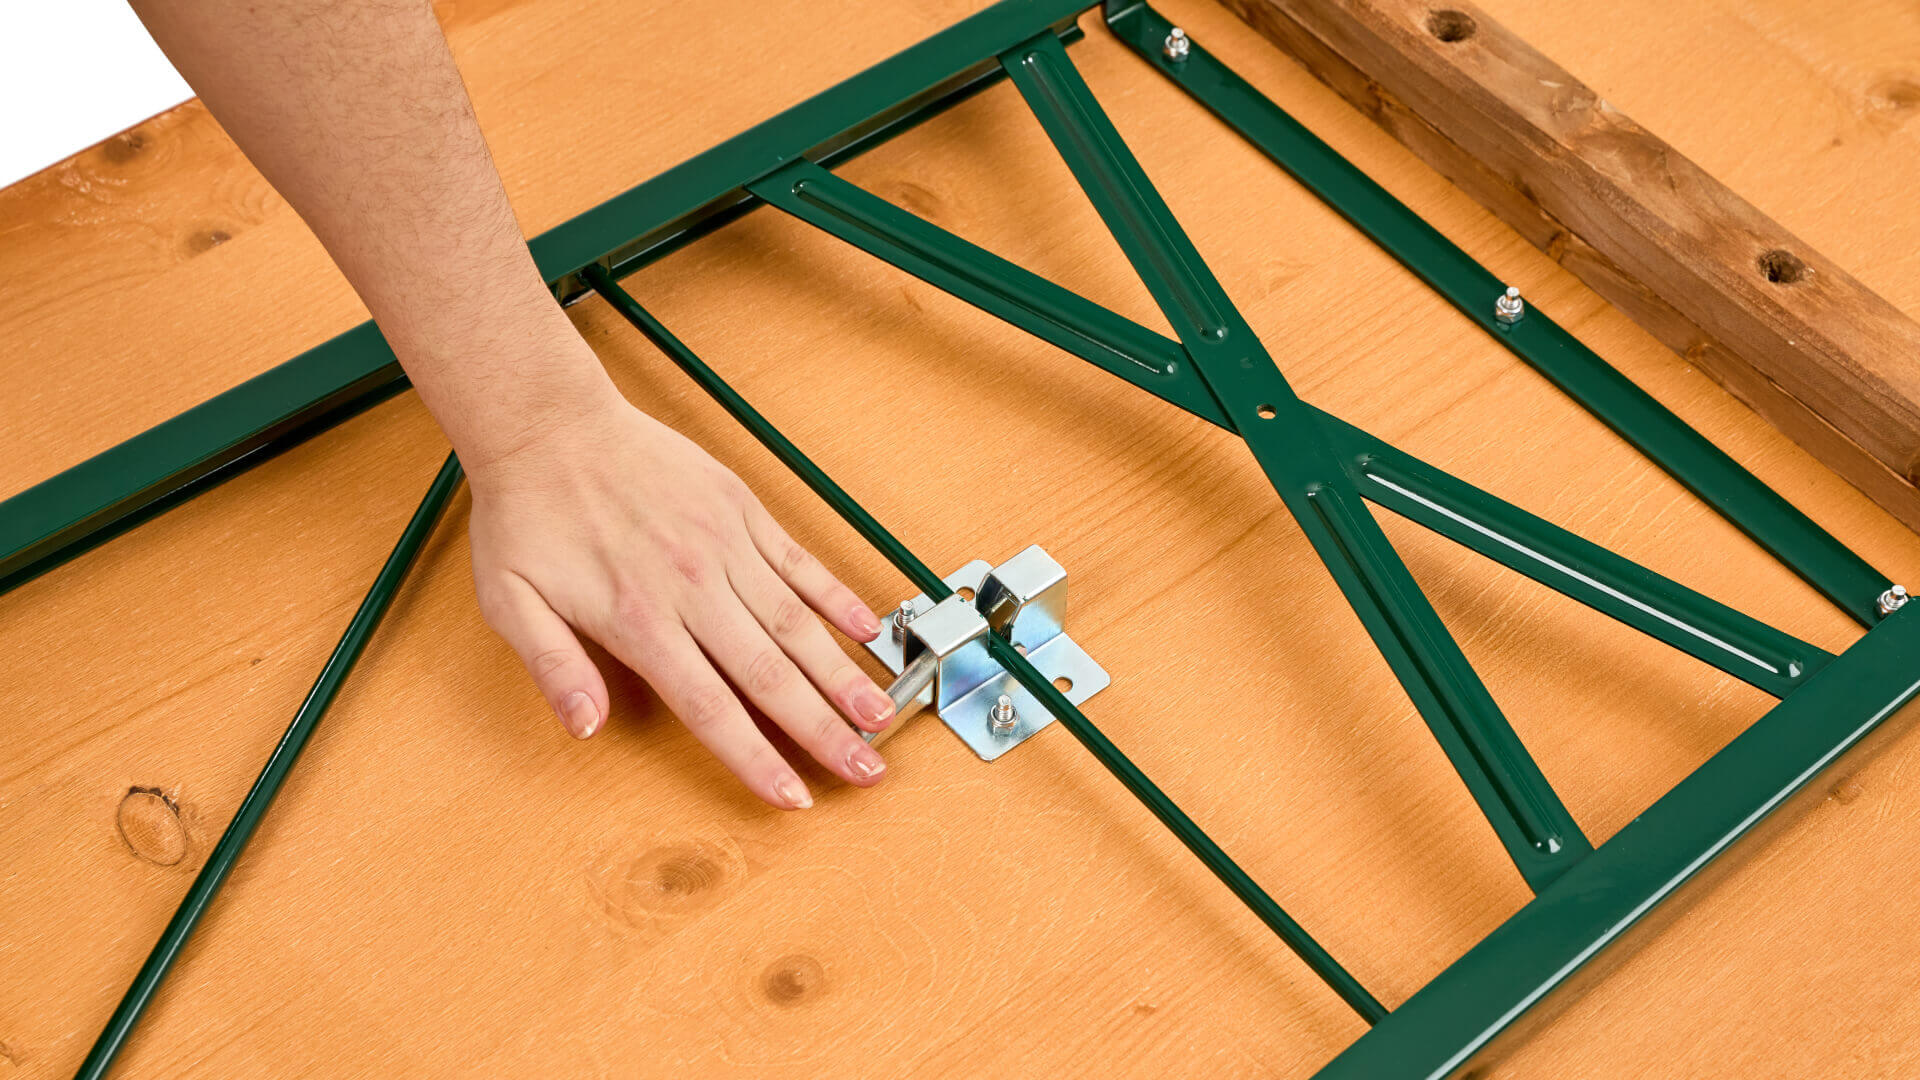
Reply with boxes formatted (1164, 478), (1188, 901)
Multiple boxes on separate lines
(862, 545), (1109, 761)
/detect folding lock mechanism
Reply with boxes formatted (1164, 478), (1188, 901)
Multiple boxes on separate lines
(861, 545), (1109, 761)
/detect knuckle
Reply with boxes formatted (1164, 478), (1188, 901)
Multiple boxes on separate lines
(829, 663), (869, 700)
(679, 685), (736, 732)
(806, 708), (846, 748)
(611, 593), (666, 640)
(662, 543), (709, 585)
(743, 648), (793, 696)
(775, 540), (814, 578)
(769, 594), (812, 638)
(472, 580), (514, 628)
(527, 647), (576, 682)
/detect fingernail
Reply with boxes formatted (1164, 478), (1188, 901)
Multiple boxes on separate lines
(776, 775), (813, 810)
(849, 744), (887, 781)
(560, 691), (600, 739)
(856, 685), (896, 726)
(850, 605), (882, 639)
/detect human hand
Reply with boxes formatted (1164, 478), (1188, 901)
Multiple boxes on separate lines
(464, 384), (897, 809)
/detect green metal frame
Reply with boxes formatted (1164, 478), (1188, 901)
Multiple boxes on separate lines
(23, 2), (1913, 1077)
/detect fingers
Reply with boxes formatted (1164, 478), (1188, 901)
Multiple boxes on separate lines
(741, 502), (883, 643)
(476, 571), (609, 738)
(599, 618), (815, 811)
(730, 556), (896, 735)
(684, 586), (889, 789)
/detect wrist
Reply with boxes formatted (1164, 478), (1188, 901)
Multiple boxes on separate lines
(428, 342), (627, 482)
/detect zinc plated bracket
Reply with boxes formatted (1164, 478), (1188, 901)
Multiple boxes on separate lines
(862, 545), (1109, 760)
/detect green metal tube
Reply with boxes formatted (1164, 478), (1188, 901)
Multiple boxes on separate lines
(1101, 1), (1889, 626)
(72, 452), (464, 1080)
(1002, 30), (1590, 890)
(584, 265), (1387, 1023)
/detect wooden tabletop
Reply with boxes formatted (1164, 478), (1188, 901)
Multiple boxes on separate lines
(4, 1), (1918, 1076)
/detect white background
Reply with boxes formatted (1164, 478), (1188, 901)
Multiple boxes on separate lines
(0, 1), (192, 187)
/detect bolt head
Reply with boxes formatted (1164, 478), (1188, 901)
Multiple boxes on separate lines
(1494, 287), (1526, 324)
(1879, 584), (1911, 617)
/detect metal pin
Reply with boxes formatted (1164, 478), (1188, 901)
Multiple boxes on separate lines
(1878, 584), (1910, 618)
(1164, 27), (1190, 62)
(989, 694), (1017, 734)
(1494, 285), (1525, 324)
(891, 597), (918, 643)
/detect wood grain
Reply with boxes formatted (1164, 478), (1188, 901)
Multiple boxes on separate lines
(2, 1), (1918, 1077)
(1220, 0), (1920, 531)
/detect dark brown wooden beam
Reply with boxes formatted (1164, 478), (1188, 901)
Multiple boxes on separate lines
(1219, 0), (1920, 531)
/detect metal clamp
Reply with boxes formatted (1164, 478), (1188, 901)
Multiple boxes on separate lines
(862, 545), (1109, 761)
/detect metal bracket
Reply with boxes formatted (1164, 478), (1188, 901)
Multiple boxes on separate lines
(863, 546), (1109, 760)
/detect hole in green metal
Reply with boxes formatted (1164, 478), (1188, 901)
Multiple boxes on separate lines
(1256, 404), (1277, 419)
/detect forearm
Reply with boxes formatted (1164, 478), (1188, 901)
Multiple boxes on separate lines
(129, 0), (609, 470)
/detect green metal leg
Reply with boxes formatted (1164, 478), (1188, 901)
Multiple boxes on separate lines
(73, 452), (464, 1080)
(583, 264), (1388, 1024)
(1101, 0), (1891, 626)
(1002, 30), (1590, 891)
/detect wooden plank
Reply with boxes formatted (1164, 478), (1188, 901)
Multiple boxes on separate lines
(1218, 0), (1920, 532)
(2, 1), (1919, 1077)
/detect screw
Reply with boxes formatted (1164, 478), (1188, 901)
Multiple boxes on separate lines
(989, 694), (1017, 734)
(1878, 584), (1910, 618)
(1494, 286), (1525, 324)
(892, 598), (918, 643)
(1164, 27), (1190, 62)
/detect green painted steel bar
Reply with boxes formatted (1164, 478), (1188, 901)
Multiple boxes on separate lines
(583, 264), (1388, 1023)
(73, 451), (464, 1080)
(746, 155), (1829, 695)
(1101, 1), (1890, 627)
(0, 323), (410, 597)
(1002, 30), (1591, 890)
(0, 0), (1096, 599)
(1317, 605), (1920, 1079)
(747, 160), (1228, 427)
(1320, 414), (1834, 697)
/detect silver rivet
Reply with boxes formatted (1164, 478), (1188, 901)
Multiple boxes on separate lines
(1164, 27), (1190, 62)
(989, 694), (1017, 734)
(1494, 285), (1525, 324)
(892, 598), (918, 643)
(1878, 584), (1910, 618)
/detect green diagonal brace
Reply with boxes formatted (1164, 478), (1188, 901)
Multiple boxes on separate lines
(1003, 29), (1591, 890)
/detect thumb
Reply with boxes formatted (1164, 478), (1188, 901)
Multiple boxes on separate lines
(477, 571), (609, 738)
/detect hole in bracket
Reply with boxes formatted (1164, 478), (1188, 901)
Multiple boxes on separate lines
(957, 586), (975, 600)
(1256, 404), (1277, 419)
(1053, 675), (1073, 692)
